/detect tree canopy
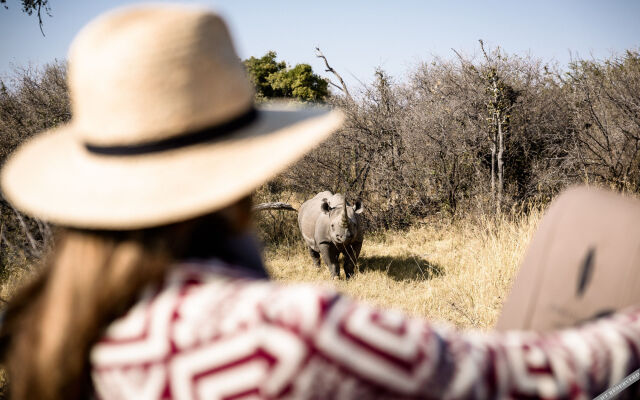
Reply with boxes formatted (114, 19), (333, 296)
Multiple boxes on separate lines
(243, 51), (328, 102)
(1, 0), (51, 35)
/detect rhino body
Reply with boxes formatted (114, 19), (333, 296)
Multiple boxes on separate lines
(298, 191), (364, 278)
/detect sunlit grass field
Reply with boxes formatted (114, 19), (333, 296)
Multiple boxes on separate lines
(0, 207), (543, 333)
(264, 209), (542, 330)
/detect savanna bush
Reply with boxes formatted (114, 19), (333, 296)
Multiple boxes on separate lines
(0, 62), (68, 276)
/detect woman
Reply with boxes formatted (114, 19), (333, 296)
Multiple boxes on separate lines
(0, 5), (639, 400)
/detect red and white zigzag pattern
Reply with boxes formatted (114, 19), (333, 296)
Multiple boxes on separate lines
(91, 261), (640, 400)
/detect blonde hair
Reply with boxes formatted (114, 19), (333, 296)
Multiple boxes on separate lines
(0, 197), (252, 399)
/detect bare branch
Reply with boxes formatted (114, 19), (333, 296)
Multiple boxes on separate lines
(10, 204), (40, 257)
(478, 39), (490, 63)
(315, 47), (352, 101)
(36, 0), (45, 36)
(327, 80), (344, 92)
(252, 202), (297, 212)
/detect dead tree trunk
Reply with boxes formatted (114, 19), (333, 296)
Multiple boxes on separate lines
(479, 39), (512, 213)
(491, 129), (496, 199)
(496, 110), (504, 213)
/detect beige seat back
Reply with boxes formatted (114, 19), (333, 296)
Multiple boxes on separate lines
(497, 187), (640, 331)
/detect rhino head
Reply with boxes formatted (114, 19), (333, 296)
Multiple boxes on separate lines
(321, 197), (363, 245)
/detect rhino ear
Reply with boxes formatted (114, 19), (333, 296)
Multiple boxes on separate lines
(321, 199), (331, 214)
(354, 199), (364, 214)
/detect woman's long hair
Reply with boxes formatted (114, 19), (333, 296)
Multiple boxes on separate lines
(0, 197), (253, 400)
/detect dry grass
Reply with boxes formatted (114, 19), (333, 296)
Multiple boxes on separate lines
(0, 208), (543, 333)
(264, 209), (543, 330)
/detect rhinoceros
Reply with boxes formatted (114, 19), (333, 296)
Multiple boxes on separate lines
(297, 191), (364, 278)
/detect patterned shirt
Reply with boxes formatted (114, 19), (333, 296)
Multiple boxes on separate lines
(91, 260), (640, 399)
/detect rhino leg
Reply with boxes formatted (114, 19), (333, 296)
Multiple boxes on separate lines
(308, 247), (321, 268)
(319, 243), (340, 278)
(342, 241), (362, 279)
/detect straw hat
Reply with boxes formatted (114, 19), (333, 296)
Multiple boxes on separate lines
(1, 4), (343, 229)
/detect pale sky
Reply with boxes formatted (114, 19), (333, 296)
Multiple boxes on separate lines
(1, 0), (639, 90)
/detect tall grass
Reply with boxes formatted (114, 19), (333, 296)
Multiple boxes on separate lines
(264, 207), (543, 330)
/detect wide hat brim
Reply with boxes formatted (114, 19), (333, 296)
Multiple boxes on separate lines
(1, 104), (343, 229)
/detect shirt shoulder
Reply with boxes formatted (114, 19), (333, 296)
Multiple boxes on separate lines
(91, 260), (342, 399)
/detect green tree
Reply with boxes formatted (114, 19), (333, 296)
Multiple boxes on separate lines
(243, 51), (328, 102)
(243, 51), (286, 99)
